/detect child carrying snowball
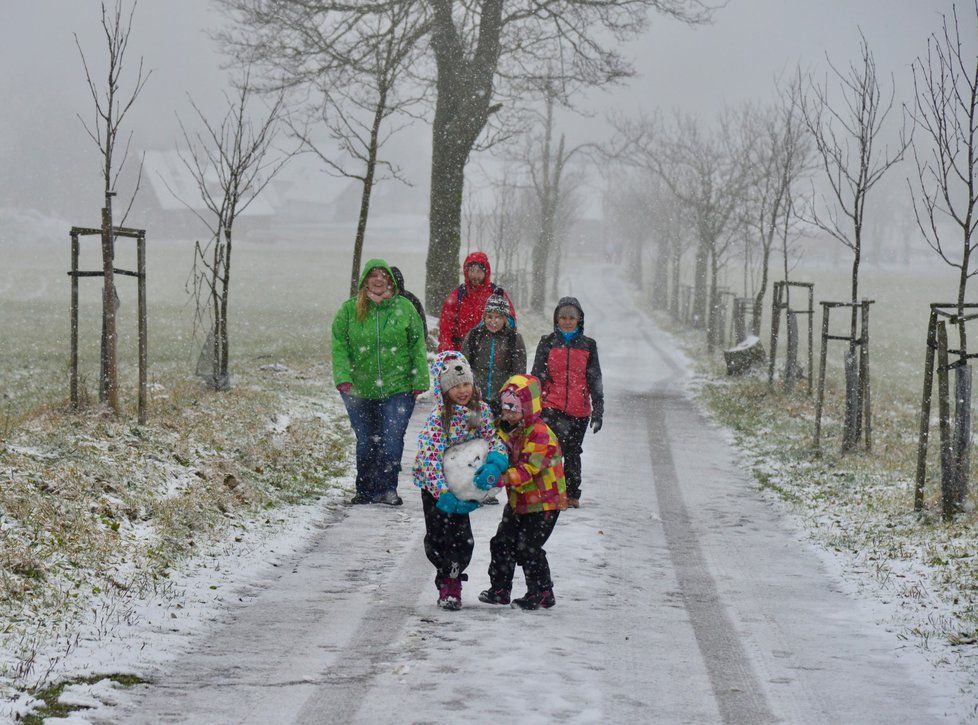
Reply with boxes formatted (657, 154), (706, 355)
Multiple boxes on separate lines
(472, 374), (568, 610)
(413, 351), (508, 611)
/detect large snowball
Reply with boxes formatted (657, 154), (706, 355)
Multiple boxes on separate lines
(443, 438), (501, 502)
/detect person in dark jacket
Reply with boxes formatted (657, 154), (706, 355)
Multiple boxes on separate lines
(461, 294), (526, 411)
(390, 266), (428, 342)
(530, 296), (603, 508)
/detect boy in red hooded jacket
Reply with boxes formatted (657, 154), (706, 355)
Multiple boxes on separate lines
(437, 251), (516, 352)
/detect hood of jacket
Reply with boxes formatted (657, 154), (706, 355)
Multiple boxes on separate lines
(359, 258), (398, 293)
(462, 251), (493, 289)
(499, 374), (543, 428)
(429, 350), (469, 415)
(552, 296), (584, 334)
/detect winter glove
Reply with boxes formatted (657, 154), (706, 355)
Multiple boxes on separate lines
(473, 451), (509, 490)
(590, 415), (602, 434)
(337, 382), (353, 395)
(436, 491), (480, 515)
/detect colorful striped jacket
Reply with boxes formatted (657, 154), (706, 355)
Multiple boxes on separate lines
(497, 374), (568, 514)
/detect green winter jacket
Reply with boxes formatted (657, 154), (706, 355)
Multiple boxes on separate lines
(331, 259), (430, 400)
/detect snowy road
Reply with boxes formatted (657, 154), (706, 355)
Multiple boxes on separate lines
(95, 265), (956, 723)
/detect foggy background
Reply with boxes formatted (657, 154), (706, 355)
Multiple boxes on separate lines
(0, 0), (968, 253)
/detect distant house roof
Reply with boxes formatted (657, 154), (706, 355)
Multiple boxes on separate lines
(143, 149), (276, 216)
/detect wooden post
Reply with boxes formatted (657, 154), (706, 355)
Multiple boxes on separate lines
(861, 299), (872, 452)
(937, 322), (954, 520)
(813, 303), (830, 452)
(807, 285), (814, 396)
(137, 231), (147, 425)
(768, 282), (782, 386)
(69, 231), (80, 410)
(914, 309), (938, 511)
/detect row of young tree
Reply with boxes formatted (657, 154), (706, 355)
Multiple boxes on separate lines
(602, 5), (978, 518)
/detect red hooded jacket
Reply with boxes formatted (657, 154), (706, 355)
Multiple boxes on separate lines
(437, 251), (516, 352)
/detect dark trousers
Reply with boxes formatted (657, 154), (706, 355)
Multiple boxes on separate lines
(488, 504), (560, 594)
(421, 490), (474, 586)
(341, 391), (415, 500)
(542, 409), (589, 499)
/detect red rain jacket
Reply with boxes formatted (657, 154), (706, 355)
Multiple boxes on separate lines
(437, 251), (516, 352)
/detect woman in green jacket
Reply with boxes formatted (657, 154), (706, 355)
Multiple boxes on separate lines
(332, 259), (430, 505)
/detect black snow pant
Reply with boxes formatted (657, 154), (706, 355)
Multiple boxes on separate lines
(542, 409), (589, 500)
(487, 503), (560, 595)
(421, 489), (474, 587)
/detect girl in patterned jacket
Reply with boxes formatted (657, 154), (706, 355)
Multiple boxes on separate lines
(473, 374), (568, 610)
(413, 351), (507, 610)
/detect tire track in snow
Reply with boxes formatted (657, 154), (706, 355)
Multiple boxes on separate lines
(643, 391), (777, 725)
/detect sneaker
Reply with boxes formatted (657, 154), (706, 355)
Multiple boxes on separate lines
(379, 490), (403, 506)
(566, 498), (580, 508)
(438, 577), (463, 611)
(511, 589), (556, 610)
(350, 493), (372, 505)
(478, 588), (511, 605)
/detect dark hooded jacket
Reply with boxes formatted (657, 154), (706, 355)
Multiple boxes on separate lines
(530, 296), (604, 421)
(437, 251), (516, 352)
(390, 266), (428, 341)
(461, 315), (527, 403)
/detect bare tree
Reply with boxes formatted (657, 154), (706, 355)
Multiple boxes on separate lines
(802, 31), (909, 341)
(520, 80), (589, 312)
(803, 31), (909, 451)
(174, 74), (293, 390)
(75, 0), (151, 414)
(217, 0), (717, 309)
(613, 111), (751, 348)
(909, 1), (978, 351)
(283, 4), (428, 297)
(742, 77), (812, 335)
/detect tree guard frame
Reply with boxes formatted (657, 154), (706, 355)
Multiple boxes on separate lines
(69, 224), (148, 424)
(768, 281), (814, 395)
(913, 303), (978, 518)
(813, 299), (874, 453)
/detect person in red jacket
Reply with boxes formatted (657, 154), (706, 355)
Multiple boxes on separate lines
(437, 251), (516, 352)
(530, 296), (604, 508)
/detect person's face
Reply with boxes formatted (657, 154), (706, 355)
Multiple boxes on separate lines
(501, 408), (522, 425)
(366, 268), (391, 295)
(447, 382), (473, 405)
(484, 312), (506, 333)
(557, 309), (580, 333)
(466, 264), (486, 286)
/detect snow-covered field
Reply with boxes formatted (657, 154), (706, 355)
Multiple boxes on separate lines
(3, 262), (976, 722)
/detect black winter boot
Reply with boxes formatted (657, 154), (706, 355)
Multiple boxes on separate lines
(478, 588), (511, 605)
(511, 589), (555, 610)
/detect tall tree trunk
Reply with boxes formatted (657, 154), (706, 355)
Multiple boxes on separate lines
(670, 248), (682, 317)
(349, 89), (386, 297)
(424, 0), (503, 309)
(692, 239), (709, 329)
(652, 238), (670, 309)
(219, 226), (232, 384)
(707, 249), (719, 352)
(426, 137), (468, 308)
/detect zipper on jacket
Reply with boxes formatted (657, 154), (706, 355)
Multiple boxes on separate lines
(375, 307), (384, 396)
(564, 343), (571, 411)
(487, 335), (497, 396)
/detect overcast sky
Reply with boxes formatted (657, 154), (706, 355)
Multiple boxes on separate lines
(0, 0), (971, 220)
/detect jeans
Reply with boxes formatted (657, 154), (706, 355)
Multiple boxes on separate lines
(341, 391), (415, 500)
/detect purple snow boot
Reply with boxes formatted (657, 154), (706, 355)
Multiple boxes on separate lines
(438, 577), (463, 611)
